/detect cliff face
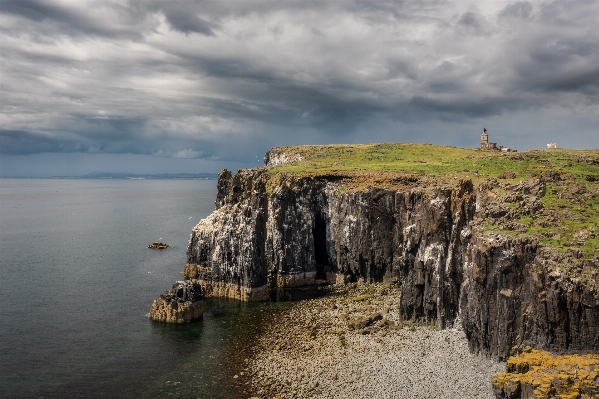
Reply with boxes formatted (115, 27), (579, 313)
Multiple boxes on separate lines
(182, 156), (598, 358)
(461, 236), (598, 357)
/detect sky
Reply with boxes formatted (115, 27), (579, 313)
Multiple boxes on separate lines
(1, 0), (598, 177)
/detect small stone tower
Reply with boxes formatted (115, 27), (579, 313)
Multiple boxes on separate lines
(480, 128), (497, 149)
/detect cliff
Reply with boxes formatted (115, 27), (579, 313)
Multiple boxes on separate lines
(178, 144), (599, 358)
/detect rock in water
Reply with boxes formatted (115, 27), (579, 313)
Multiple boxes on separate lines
(148, 242), (170, 249)
(149, 280), (204, 323)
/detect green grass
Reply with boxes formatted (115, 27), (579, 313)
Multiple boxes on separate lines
(268, 143), (598, 182)
(520, 183), (599, 257)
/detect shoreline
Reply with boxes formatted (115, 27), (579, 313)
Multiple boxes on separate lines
(244, 284), (505, 399)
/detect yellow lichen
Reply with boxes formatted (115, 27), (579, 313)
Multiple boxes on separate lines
(493, 348), (599, 398)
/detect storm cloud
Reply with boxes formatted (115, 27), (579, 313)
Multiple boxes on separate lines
(1, 0), (598, 175)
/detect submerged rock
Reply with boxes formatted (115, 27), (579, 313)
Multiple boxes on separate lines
(149, 280), (204, 323)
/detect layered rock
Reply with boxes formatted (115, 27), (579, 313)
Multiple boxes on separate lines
(175, 153), (598, 358)
(149, 280), (204, 323)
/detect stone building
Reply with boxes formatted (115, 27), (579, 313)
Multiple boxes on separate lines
(480, 129), (516, 152)
(480, 128), (497, 149)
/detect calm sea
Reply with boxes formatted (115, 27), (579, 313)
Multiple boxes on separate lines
(0, 179), (290, 399)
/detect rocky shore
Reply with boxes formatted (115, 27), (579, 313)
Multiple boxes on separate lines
(246, 284), (505, 399)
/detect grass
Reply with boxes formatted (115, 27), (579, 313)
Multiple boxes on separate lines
(529, 185), (599, 257)
(268, 143), (598, 183)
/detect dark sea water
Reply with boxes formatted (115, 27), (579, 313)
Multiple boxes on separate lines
(0, 179), (290, 399)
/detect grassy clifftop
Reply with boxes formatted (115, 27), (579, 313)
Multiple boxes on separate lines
(264, 143), (599, 270)
(267, 143), (598, 183)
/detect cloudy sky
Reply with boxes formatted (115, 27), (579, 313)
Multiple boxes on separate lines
(1, 0), (598, 176)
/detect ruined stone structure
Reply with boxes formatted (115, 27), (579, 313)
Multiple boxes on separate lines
(480, 128), (497, 150)
(480, 129), (516, 152)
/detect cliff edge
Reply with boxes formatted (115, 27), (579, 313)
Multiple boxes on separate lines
(175, 143), (598, 358)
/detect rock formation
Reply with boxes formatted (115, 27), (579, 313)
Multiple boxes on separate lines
(167, 148), (599, 358)
(148, 242), (170, 249)
(149, 280), (204, 323)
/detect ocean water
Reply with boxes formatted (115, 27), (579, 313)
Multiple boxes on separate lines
(0, 179), (290, 399)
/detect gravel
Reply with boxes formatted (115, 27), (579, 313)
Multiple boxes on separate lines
(247, 284), (504, 399)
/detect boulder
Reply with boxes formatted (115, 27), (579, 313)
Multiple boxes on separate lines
(149, 280), (204, 323)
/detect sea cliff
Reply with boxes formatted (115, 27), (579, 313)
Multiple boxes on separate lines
(169, 144), (599, 359)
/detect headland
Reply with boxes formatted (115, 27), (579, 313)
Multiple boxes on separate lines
(153, 143), (599, 398)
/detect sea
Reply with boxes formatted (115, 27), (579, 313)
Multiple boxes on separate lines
(0, 179), (291, 399)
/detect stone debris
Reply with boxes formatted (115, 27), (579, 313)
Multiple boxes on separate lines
(497, 171), (517, 179)
(246, 284), (505, 399)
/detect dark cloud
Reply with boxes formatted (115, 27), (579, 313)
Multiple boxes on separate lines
(127, 0), (219, 36)
(409, 96), (521, 121)
(1, 0), (598, 176)
(162, 7), (215, 35)
(0, 0), (150, 40)
(0, 129), (72, 154)
(512, 34), (599, 95)
(498, 1), (533, 20)
(456, 12), (493, 36)
(0, 0), (59, 22)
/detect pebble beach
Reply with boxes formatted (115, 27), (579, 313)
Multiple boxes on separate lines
(246, 284), (505, 399)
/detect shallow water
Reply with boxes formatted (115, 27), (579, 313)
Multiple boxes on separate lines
(0, 179), (289, 399)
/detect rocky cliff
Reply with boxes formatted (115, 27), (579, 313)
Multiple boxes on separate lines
(177, 145), (598, 358)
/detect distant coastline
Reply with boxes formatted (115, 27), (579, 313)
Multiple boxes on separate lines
(1, 172), (218, 180)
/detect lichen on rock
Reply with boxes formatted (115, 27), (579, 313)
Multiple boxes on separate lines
(492, 348), (599, 399)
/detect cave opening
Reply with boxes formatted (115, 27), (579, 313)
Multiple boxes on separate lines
(313, 213), (330, 279)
